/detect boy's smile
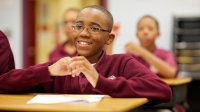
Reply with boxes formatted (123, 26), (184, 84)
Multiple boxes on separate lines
(76, 40), (92, 48)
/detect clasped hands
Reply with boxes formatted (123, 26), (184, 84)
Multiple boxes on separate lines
(48, 56), (99, 87)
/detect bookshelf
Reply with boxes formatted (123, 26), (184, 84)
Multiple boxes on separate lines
(173, 16), (200, 79)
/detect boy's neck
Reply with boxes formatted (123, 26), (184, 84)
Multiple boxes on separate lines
(85, 50), (103, 64)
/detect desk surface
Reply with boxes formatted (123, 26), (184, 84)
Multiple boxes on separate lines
(0, 94), (148, 112)
(161, 77), (192, 86)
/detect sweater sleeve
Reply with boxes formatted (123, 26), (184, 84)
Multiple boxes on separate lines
(95, 58), (172, 103)
(0, 62), (52, 93)
(0, 31), (15, 75)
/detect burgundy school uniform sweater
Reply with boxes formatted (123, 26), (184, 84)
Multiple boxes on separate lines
(0, 50), (171, 103)
(0, 31), (15, 75)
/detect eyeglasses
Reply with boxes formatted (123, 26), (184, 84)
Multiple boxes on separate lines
(72, 25), (110, 34)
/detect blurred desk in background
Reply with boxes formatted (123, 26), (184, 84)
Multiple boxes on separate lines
(143, 77), (192, 112)
(151, 77), (192, 112)
(162, 77), (192, 86)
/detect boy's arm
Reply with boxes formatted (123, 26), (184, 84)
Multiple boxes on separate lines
(94, 58), (172, 103)
(0, 31), (15, 75)
(0, 62), (52, 93)
(0, 57), (72, 93)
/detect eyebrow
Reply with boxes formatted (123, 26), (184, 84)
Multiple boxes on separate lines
(90, 22), (101, 27)
(75, 21), (83, 24)
(75, 21), (101, 27)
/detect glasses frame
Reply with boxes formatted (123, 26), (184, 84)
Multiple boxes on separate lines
(72, 25), (110, 34)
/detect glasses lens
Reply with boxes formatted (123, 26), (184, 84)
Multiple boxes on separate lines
(73, 25), (83, 32)
(90, 27), (100, 33)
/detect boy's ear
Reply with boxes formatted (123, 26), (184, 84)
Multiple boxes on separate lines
(105, 33), (115, 45)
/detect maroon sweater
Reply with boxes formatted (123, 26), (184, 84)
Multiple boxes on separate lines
(0, 31), (15, 75)
(0, 50), (171, 103)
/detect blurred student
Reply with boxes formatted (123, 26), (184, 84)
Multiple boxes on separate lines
(0, 6), (171, 104)
(0, 31), (15, 75)
(125, 15), (177, 78)
(49, 8), (79, 60)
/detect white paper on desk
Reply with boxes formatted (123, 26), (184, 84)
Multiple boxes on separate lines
(27, 95), (104, 104)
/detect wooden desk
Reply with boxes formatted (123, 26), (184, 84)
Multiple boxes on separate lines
(146, 77), (192, 111)
(0, 94), (148, 112)
(161, 77), (192, 86)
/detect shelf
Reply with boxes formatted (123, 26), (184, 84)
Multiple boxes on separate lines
(178, 71), (200, 79)
(174, 28), (200, 35)
(174, 16), (200, 79)
(179, 64), (200, 71)
(177, 56), (200, 64)
(176, 50), (200, 56)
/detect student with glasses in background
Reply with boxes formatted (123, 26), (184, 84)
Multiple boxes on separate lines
(49, 8), (79, 61)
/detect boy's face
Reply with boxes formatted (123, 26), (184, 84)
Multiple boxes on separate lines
(73, 8), (114, 58)
(136, 17), (159, 48)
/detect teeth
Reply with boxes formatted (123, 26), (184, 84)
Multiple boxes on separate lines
(79, 41), (90, 45)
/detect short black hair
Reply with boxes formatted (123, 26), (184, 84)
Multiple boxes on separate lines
(81, 5), (114, 32)
(137, 15), (160, 32)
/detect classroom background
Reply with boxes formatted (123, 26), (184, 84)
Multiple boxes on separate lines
(0, 0), (200, 111)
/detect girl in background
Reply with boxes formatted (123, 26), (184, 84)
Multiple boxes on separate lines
(125, 15), (177, 78)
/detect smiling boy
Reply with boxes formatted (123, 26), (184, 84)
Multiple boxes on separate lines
(0, 5), (171, 104)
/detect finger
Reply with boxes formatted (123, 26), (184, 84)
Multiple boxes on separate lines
(74, 66), (81, 76)
(70, 63), (81, 77)
(72, 74), (76, 77)
(63, 57), (73, 74)
(76, 64), (94, 76)
(75, 71), (80, 76)
(70, 60), (90, 72)
(71, 65), (76, 76)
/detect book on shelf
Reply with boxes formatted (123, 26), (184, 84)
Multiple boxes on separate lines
(176, 50), (200, 56)
(179, 64), (200, 71)
(175, 42), (200, 49)
(177, 56), (200, 63)
(178, 71), (200, 79)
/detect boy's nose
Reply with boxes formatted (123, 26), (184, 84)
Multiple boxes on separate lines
(79, 27), (90, 37)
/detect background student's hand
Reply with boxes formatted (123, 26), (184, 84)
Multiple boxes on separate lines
(111, 22), (121, 37)
(48, 57), (72, 76)
(106, 22), (121, 55)
(69, 56), (99, 87)
(125, 42), (144, 56)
